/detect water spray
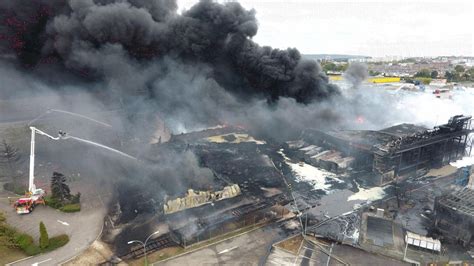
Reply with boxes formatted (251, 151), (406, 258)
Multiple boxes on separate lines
(28, 108), (112, 128)
(28, 127), (136, 193)
(63, 134), (137, 160)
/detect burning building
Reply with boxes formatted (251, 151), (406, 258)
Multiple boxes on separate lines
(163, 184), (241, 214)
(106, 126), (291, 257)
(299, 115), (473, 183)
(434, 187), (474, 247)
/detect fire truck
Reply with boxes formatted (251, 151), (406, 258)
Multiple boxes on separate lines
(13, 127), (59, 214)
(13, 119), (133, 214)
(14, 189), (46, 214)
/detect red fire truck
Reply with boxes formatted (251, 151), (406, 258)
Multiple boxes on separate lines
(14, 189), (46, 214)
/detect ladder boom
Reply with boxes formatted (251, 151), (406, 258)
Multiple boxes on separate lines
(28, 127), (60, 192)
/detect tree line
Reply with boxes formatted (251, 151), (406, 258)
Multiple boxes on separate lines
(415, 65), (474, 82)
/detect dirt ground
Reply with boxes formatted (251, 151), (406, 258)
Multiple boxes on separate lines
(64, 240), (118, 265)
(274, 234), (304, 254)
(426, 165), (458, 177)
(0, 245), (27, 265)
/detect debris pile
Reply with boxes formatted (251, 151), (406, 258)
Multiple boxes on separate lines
(164, 184), (241, 214)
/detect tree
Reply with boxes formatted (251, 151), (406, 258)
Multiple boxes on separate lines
(445, 71), (453, 82)
(454, 65), (465, 73)
(335, 63), (348, 72)
(39, 221), (49, 249)
(430, 70), (438, 79)
(322, 62), (336, 72)
(369, 70), (381, 76)
(468, 67), (474, 81)
(462, 73), (470, 80)
(71, 192), (81, 204)
(50, 172), (71, 202)
(0, 139), (22, 183)
(445, 70), (461, 82)
(414, 69), (431, 78)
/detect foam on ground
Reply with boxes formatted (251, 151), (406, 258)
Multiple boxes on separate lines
(279, 149), (340, 192)
(347, 182), (386, 202)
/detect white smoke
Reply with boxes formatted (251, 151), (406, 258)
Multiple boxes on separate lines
(335, 80), (474, 130)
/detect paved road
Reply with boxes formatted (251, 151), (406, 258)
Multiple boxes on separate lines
(155, 222), (293, 266)
(0, 182), (108, 266)
(0, 99), (122, 265)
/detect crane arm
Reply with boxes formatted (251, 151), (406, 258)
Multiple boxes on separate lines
(30, 127), (61, 140)
(28, 127), (61, 192)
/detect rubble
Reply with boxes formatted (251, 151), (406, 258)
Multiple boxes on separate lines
(434, 187), (474, 247)
(299, 115), (473, 184)
(307, 212), (361, 245)
(106, 116), (474, 264)
(206, 133), (266, 145)
(108, 127), (290, 257)
(163, 184), (241, 214)
(311, 150), (354, 173)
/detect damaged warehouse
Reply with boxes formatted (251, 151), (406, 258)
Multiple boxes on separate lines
(298, 115), (473, 183)
(104, 126), (292, 258)
(163, 184), (241, 214)
(0, 0), (473, 264)
(434, 187), (474, 247)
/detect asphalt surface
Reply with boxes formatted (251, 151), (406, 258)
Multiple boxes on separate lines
(0, 183), (107, 266)
(0, 102), (121, 265)
(155, 222), (294, 266)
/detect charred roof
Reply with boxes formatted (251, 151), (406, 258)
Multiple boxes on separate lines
(378, 123), (427, 137)
(436, 188), (474, 217)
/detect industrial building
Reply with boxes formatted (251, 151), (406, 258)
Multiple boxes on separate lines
(434, 187), (474, 247)
(105, 117), (474, 263)
(108, 126), (292, 258)
(301, 115), (473, 183)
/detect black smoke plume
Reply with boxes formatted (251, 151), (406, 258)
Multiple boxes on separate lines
(0, 0), (339, 104)
(343, 62), (368, 88)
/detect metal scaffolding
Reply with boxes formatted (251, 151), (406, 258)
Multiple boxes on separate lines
(373, 115), (473, 177)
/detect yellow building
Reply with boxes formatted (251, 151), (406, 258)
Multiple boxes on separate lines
(368, 77), (400, 83)
(328, 75), (400, 83)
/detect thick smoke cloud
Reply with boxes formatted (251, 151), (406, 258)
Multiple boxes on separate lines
(3, 0), (474, 250)
(0, 0), (339, 104)
(0, 1), (345, 235)
(2, 0), (472, 141)
(343, 62), (368, 88)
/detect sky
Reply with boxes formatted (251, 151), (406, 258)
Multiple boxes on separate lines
(178, 0), (474, 57)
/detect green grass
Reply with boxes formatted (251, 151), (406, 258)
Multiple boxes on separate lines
(0, 212), (32, 259)
(24, 244), (42, 256)
(45, 196), (81, 212)
(42, 234), (69, 252)
(14, 233), (34, 250)
(0, 212), (70, 258)
(44, 195), (63, 209)
(60, 203), (81, 213)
